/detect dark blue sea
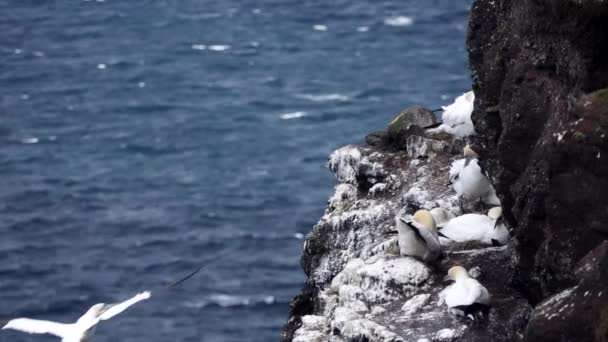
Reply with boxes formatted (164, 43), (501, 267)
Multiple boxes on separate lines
(0, 1), (472, 341)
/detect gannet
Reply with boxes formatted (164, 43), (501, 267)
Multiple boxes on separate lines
(1, 266), (204, 342)
(396, 209), (441, 262)
(429, 207), (455, 226)
(428, 91), (475, 138)
(437, 207), (509, 246)
(1, 291), (150, 342)
(444, 266), (490, 318)
(449, 145), (501, 207)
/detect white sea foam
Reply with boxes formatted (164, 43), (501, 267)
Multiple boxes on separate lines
(384, 16), (414, 27)
(192, 44), (230, 52)
(97, 63), (106, 69)
(280, 111), (307, 120)
(356, 26), (369, 32)
(313, 24), (328, 31)
(294, 232), (305, 240)
(297, 93), (350, 102)
(184, 294), (276, 308)
(208, 45), (230, 51)
(192, 44), (207, 50)
(21, 137), (39, 144)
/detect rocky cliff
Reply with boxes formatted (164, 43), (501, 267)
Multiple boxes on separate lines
(282, 0), (608, 341)
(468, 0), (608, 340)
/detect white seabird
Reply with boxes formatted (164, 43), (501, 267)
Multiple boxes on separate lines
(444, 266), (491, 318)
(428, 91), (475, 138)
(437, 207), (509, 246)
(396, 209), (441, 262)
(449, 145), (501, 207)
(2, 291), (150, 342)
(1, 265), (204, 342)
(429, 207), (456, 226)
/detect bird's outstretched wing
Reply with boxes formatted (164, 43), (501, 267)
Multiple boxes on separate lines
(97, 291), (151, 321)
(2, 318), (71, 337)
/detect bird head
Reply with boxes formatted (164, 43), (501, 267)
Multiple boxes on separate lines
(429, 207), (453, 226)
(444, 266), (468, 282)
(464, 91), (475, 103)
(412, 209), (437, 232)
(487, 206), (502, 220)
(463, 144), (479, 159)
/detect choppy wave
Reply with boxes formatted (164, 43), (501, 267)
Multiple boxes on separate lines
(280, 111), (307, 120)
(384, 16), (414, 27)
(184, 294), (276, 308)
(296, 93), (350, 102)
(191, 44), (231, 51)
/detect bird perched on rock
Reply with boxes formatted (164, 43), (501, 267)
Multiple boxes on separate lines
(428, 91), (475, 138)
(443, 266), (490, 319)
(429, 207), (456, 226)
(1, 291), (151, 342)
(437, 206), (509, 246)
(449, 145), (500, 209)
(396, 209), (441, 262)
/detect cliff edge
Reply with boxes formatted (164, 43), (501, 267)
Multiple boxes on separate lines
(282, 0), (608, 341)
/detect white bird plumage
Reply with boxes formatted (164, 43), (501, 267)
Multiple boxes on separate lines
(2, 291), (151, 342)
(396, 209), (441, 262)
(429, 207), (455, 226)
(438, 207), (509, 246)
(428, 91), (475, 138)
(449, 146), (501, 206)
(444, 266), (490, 318)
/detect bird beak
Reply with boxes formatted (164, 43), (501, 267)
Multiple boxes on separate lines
(399, 217), (413, 225)
(443, 275), (451, 282)
(494, 216), (504, 230)
(464, 156), (471, 167)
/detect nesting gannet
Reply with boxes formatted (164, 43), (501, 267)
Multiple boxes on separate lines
(428, 91), (475, 138)
(1, 291), (150, 342)
(396, 209), (441, 262)
(449, 145), (501, 207)
(444, 266), (490, 318)
(429, 207), (456, 226)
(437, 207), (509, 246)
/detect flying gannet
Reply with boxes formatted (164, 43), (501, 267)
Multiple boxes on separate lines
(1, 266), (203, 342)
(444, 266), (490, 319)
(396, 209), (441, 262)
(438, 207), (509, 246)
(1, 291), (151, 342)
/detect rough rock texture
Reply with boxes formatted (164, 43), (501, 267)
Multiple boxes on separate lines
(283, 0), (608, 341)
(282, 125), (531, 342)
(468, 0), (608, 340)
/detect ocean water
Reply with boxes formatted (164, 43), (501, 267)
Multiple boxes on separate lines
(0, 1), (472, 341)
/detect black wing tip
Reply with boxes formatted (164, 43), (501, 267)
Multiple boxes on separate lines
(168, 265), (204, 289)
(451, 303), (491, 316)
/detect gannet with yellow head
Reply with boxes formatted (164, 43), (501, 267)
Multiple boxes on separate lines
(444, 266), (491, 318)
(396, 209), (441, 262)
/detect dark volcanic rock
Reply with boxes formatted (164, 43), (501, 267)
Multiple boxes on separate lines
(468, 0), (608, 340)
